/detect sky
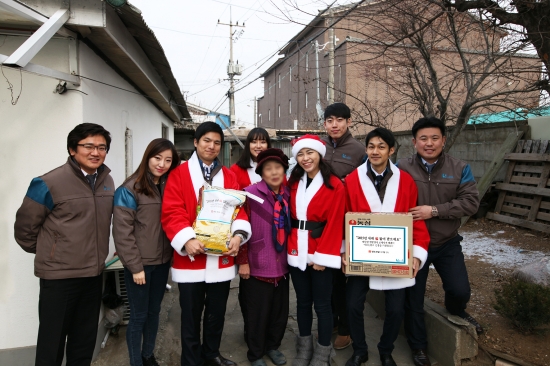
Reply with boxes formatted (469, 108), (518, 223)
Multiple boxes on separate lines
(128, 0), (350, 126)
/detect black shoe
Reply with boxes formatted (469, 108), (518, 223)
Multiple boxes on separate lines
(142, 354), (160, 366)
(345, 353), (368, 366)
(411, 349), (431, 366)
(205, 355), (237, 366)
(380, 354), (397, 366)
(462, 313), (484, 334)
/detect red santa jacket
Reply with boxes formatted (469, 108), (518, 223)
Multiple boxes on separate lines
(344, 161), (430, 290)
(161, 152), (251, 283)
(229, 161), (261, 190)
(288, 172), (345, 270)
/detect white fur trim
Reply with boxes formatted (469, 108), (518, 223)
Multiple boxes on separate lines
(171, 257), (236, 283)
(287, 252), (301, 269)
(357, 161), (400, 212)
(171, 227), (196, 256)
(171, 267), (206, 283)
(188, 152), (204, 200)
(205, 255), (236, 282)
(292, 172), (324, 271)
(231, 219), (252, 244)
(247, 160), (262, 184)
(369, 276), (415, 290)
(292, 138), (326, 158)
(312, 252), (341, 269)
(188, 152), (225, 200)
(413, 245), (428, 270)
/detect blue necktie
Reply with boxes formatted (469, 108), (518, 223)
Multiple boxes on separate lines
(425, 163), (435, 174)
(86, 174), (97, 191)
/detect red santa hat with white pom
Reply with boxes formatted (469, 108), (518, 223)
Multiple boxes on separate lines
(291, 134), (327, 158)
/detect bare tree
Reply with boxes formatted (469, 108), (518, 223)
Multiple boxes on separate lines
(332, 0), (541, 149)
(441, 0), (550, 92)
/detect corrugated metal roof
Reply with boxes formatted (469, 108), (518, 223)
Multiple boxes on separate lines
(113, 2), (190, 119)
(468, 107), (550, 124)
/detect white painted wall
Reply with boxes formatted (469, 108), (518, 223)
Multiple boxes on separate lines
(0, 38), (175, 351)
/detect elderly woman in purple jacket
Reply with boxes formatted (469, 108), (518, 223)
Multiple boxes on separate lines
(236, 148), (291, 366)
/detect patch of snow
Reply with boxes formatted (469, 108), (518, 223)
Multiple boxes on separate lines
(461, 231), (547, 268)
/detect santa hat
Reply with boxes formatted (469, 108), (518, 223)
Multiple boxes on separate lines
(291, 134), (326, 158)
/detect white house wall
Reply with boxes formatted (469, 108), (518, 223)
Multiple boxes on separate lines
(0, 67), (83, 352)
(0, 38), (175, 356)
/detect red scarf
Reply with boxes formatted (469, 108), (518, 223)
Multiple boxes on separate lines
(270, 186), (290, 252)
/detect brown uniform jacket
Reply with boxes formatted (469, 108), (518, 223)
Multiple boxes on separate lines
(113, 175), (172, 274)
(397, 153), (479, 247)
(321, 129), (365, 179)
(14, 157), (114, 279)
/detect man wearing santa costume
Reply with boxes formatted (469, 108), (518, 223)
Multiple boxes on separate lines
(287, 134), (345, 366)
(161, 122), (251, 366)
(343, 128), (430, 366)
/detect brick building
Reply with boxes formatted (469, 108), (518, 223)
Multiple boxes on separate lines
(257, 0), (541, 135)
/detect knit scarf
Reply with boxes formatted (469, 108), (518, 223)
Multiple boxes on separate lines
(270, 186), (290, 253)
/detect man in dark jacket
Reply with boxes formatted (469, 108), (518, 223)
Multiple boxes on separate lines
(397, 117), (480, 366)
(321, 103), (365, 350)
(14, 123), (114, 366)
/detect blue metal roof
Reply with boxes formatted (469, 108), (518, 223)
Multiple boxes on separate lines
(468, 107), (550, 124)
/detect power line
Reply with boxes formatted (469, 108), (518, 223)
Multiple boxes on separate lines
(150, 25), (281, 42)
(231, 0), (368, 94)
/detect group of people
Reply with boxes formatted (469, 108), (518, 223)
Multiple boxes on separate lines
(15, 102), (481, 366)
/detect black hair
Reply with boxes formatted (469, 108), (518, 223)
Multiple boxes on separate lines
(288, 153), (335, 190)
(67, 123), (111, 154)
(365, 127), (396, 148)
(236, 128), (272, 169)
(195, 121), (224, 145)
(128, 138), (181, 196)
(324, 102), (351, 120)
(411, 117), (446, 138)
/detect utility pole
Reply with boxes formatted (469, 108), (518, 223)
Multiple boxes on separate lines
(254, 96), (257, 127)
(314, 40), (323, 127)
(328, 10), (335, 105)
(218, 8), (244, 127)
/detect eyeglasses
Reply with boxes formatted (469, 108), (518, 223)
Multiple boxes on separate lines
(77, 144), (108, 152)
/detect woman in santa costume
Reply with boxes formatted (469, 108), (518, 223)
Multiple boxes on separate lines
(161, 122), (251, 366)
(342, 128), (429, 366)
(230, 127), (271, 190)
(287, 135), (345, 366)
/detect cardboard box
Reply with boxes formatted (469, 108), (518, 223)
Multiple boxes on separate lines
(345, 212), (413, 278)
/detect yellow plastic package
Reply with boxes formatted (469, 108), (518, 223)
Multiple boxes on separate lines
(193, 184), (247, 255)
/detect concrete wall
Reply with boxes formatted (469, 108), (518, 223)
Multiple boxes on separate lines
(0, 37), (174, 359)
(392, 121), (530, 181)
(528, 116), (550, 140)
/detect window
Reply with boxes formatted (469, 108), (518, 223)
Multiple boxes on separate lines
(278, 104), (281, 118)
(268, 109), (271, 121)
(258, 114), (262, 125)
(289, 66), (292, 82)
(326, 85), (329, 101)
(306, 53), (309, 72)
(161, 124), (169, 139)
(268, 81), (271, 94)
(289, 99), (292, 114)
(278, 74), (281, 88)
(305, 92), (308, 108)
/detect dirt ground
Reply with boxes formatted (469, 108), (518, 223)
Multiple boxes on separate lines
(424, 218), (550, 366)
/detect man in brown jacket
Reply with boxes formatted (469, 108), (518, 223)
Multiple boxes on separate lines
(397, 117), (480, 366)
(321, 103), (365, 350)
(14, 123), (114, 366)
